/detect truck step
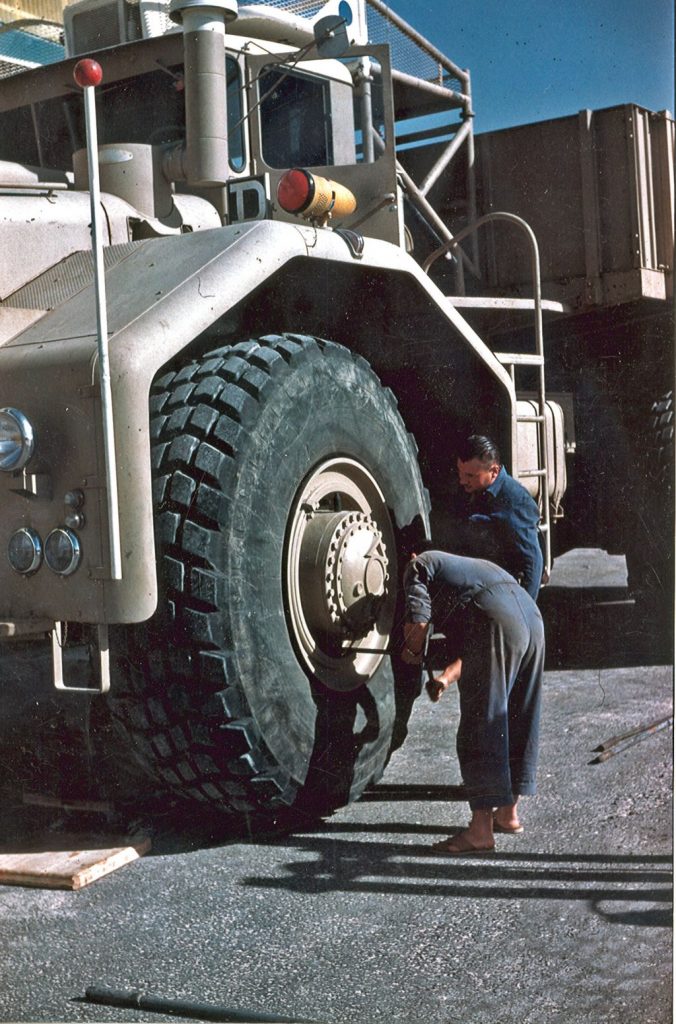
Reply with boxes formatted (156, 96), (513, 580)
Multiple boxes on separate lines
(493, 352), (544, 366)
(446, 296), (569, 313)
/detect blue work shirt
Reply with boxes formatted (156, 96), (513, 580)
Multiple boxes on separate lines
(459, 466), (544, 600)
(404, 550), (525, 627)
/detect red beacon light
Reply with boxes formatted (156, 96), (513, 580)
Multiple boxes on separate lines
(73, 58), (103, 89)
(277, 168), (356, 225)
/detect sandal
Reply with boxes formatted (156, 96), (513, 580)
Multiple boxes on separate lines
(492, 820), (524, 834)
(431, 833), (495, 855)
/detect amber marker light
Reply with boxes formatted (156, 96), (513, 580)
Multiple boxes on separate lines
(277, 168), (357, 222)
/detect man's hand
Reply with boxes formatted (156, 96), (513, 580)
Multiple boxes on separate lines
(401, 621), (429, 664)
(425, 657), (462, 702)
(425, 678), (449, 703)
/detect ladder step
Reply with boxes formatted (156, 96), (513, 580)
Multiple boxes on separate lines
(447, 296), (570, 314)
(517, 468), (546, 477)
(495, 352), (544, 366)
(517, 414), (545, 423)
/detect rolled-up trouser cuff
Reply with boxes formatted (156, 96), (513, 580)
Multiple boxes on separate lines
(468, 792), (515, 810)
(468, 783), (537, 810)
(512, 781), (537, 796)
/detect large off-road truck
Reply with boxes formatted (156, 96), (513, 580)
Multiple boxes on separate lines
(0, 0), (572, 821)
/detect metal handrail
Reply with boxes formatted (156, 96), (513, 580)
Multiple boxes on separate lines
(423, 212), (551, 569)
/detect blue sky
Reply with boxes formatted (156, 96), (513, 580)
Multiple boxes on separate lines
(389, 0), (674, 133)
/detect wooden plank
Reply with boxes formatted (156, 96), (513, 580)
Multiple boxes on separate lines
(0, 834), (151, 890)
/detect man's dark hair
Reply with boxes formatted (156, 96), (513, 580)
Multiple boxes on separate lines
(457, 434), (502, 466)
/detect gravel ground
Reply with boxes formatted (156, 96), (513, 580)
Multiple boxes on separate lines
(0, 550), (672, 1024)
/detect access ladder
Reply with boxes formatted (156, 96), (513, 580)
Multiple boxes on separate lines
(423, 212), (555, 571)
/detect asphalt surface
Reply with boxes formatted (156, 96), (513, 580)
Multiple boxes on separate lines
(0, 549), (672, 1024)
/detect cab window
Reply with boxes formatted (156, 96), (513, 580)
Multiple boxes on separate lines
(259, 68), (333, 168)
(226, 56), (246, 171)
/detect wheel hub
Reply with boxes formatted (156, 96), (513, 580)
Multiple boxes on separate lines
(300, 510), (389, 637)
(285, 457), (397, 691)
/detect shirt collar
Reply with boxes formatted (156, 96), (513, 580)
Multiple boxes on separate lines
(485, 465), (506, 497)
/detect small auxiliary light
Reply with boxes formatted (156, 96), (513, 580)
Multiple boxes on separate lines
(277, 168), (356, 226)
(0, 407), (35, 472)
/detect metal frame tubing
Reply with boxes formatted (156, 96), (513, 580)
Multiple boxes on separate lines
(366, 0), (470, 91)
(423, 212), (551, 566)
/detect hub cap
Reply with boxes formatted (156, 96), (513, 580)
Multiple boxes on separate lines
(285, 458), (396, 691)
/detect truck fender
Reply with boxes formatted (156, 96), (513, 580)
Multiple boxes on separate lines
(0, 219), (515, 624)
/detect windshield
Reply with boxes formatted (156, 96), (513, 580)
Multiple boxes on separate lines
(257, 57), (386, 170)
(0, 57), (246, 172)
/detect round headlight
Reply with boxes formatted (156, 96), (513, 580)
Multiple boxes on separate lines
(44, 527), (81, 576)
(7, 527), (42, 575)
(0, 408), (35, 472)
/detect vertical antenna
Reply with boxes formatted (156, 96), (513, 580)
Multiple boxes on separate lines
(73, 58), (122, 581)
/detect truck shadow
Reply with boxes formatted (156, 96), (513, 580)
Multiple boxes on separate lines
(539, 585), (673, 669)
(237, 830), (672, 921)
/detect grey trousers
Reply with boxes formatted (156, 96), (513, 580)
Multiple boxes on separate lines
(454, 582), (545, 810)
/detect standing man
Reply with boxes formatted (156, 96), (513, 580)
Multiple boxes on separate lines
(454, 434), (544, 600)
(402, 549), (545, 855)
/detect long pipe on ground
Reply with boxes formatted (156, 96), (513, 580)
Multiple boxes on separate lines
(85, 986), (319, 1024)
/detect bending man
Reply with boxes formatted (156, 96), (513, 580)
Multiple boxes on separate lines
(402, 549), (545, 855)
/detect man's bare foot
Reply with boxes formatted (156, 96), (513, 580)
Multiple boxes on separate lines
(432, 808), (496, 853)
(493, 801), (523, 834)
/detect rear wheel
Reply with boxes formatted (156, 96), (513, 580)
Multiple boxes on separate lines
(111, 334), (429, 819)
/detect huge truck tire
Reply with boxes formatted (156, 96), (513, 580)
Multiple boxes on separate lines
(111, 334), (429, 821)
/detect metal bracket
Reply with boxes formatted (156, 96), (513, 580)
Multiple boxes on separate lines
(8, 470), (53, 499)
(335, 228), (365, 258)
(52, 622), (111, 694)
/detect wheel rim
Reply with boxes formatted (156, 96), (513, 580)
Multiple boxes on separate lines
(285, 457), (397, 691)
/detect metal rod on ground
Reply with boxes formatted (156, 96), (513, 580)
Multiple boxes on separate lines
(84, 986), (320, 1024)
(593, 714), (674, 752)
(589, 716), (672, 764)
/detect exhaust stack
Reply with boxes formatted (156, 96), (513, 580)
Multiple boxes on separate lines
(167, 0), (238, 187)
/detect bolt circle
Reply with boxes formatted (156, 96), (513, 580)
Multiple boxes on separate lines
(285, 458), (396, 691)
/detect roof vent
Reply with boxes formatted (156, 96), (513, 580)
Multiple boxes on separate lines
(64, 0), (142, 56)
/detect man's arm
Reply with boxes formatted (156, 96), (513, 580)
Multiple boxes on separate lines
(402, 557), (433, 664)
(498, 508), (543, 598)
(481, 489), (544, 598)
(402, 621), (429, 664)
